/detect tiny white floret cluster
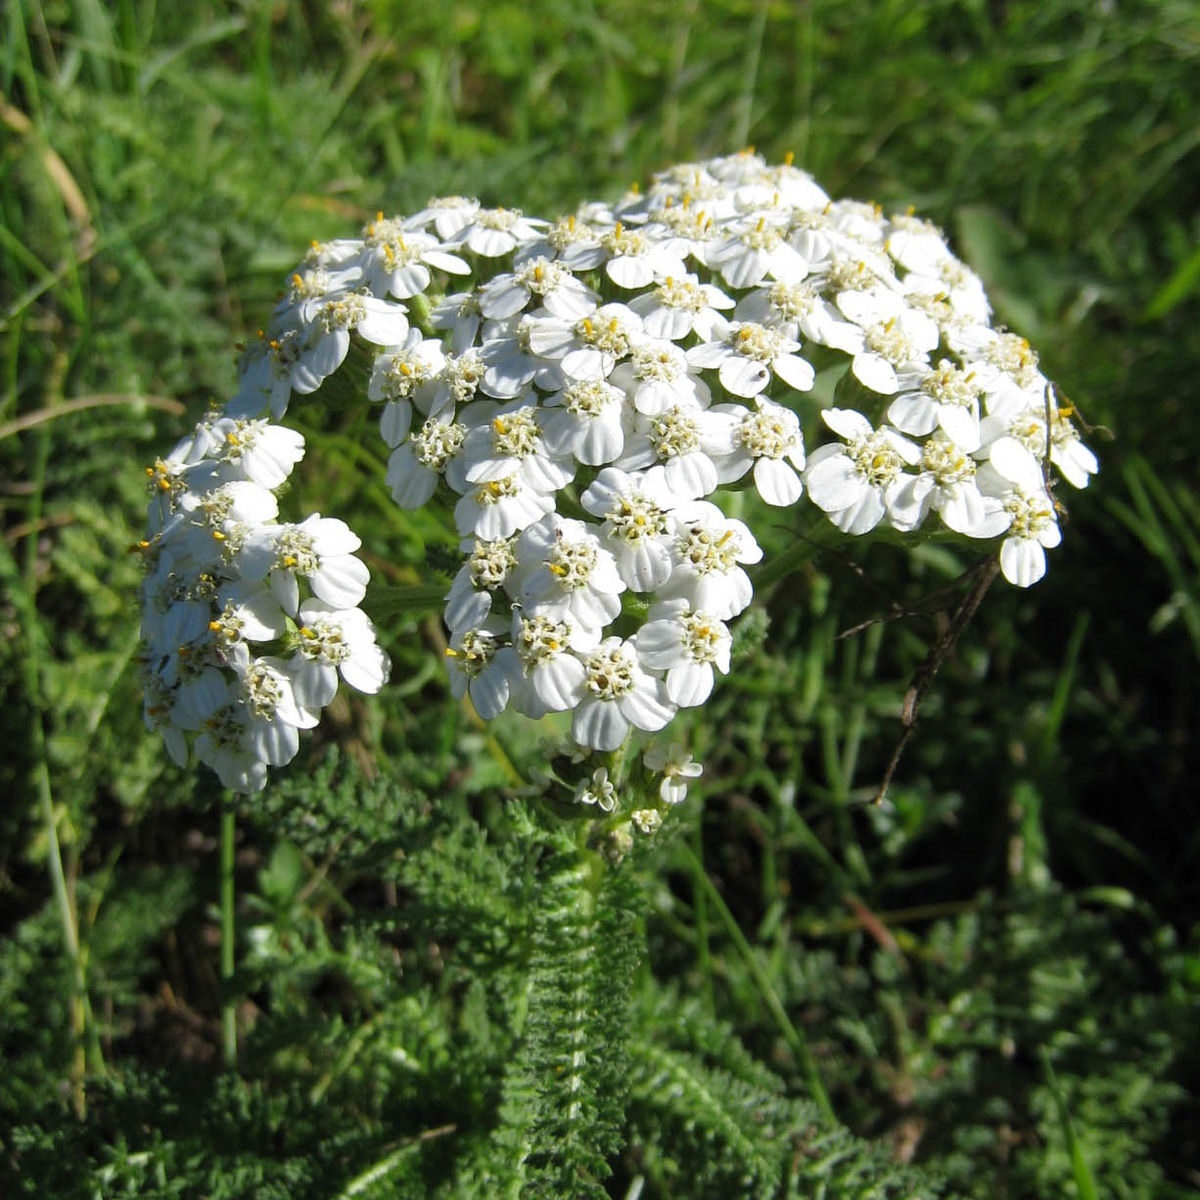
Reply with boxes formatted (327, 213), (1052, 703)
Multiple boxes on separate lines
(139, 152), (1097, 799)
(137, 416), (388, 792)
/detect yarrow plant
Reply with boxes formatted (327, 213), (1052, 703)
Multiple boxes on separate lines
(137, 151), (1098, 801)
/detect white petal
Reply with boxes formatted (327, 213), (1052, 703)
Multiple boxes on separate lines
(311, 556), (370, 608)
(771, 353), (815, 392)
(572, 698), (629, 751)
(852, 353), (899, 395)
(718, 356), (770, 398)
(806, 453), (864, 512)
(340, 644), (389, 694)
(753, 458), (803, 507)
(1000, 537), (1046, 587)
(666, 660), (714, 707)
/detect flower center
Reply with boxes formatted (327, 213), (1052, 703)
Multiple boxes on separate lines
(921, 434), (975, 485)
(630, 342), (686, 382)
(865, 319), (915, 366)
(1009, 414), (1049, 460)
(602, 223), (648, 257)
(768, 281), (818, 321)
(654, 277), (707, 312)
(468, 538), (516, 590)
(547, 537), (598, 590)
(242, 661), (284, 720)
(516, 615), (571, 668)
(850, 432), (904, 486)
(583, 645), (636, 700)
(731, 322), (784, 362)
(649, 406), (701, 460)
(490, 409), (541, 458)
(676, 523), (741, 574)
(297, 617), (351, 665)
(514, 257), (569, 295)
(1004, 488), (1054, 538)
(273, 530), (319, 575)
(564, 380), (620, 418)
(413, 418), (466, 470)
(921, 360), (980, 408)
(985, 332), (1040, 387)
(475, 475), (520, 506)
(604, 494), (670, 545)
(319, 294), (367, 332)
(680, 610), (723, 664)
(443, 351), (485, 402)
(378, 352), (435, 399)
(737, 409), (797, 460)
(447, 628), (496, 677)
(477, 207), (519, 231)
(575, 314), (633, 357)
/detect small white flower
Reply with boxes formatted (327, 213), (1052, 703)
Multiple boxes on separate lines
(511, 514), (626, 632)
(628, 273), (734, 342)
(631, 808), (662, 834)
(707, 215), (808, 288)
(659, 501), (762, 619)
(444, 621), (513, 718)
(509, 612), (589, 718)
(837, 288), (940, 396)
(572, 637), (676, 752)
(887, 358), (985, 451)
(478, 255), (597, 320)
(387, 415), (467, 507)
(617, 401), (736, 500)
(186, 418), (304, 491)
(574, 766), (618, 813)
(527, 302), (643, 382)
(452, 471), (556, 540)
(735, 280), (862, 353)
(239, 515), (370, 614)
(636, 599), (732, 707)
(608, 338), (711, 416)
(288, 600), (389, 709)
(988, 478), (1062, 588)
(599, 220), (689, 289)
(713, 399), (806, 507)
(359, 215), (470, 298)
(805, 409), (921, 534)
(446, 206), (547, 257)
(643, 742), (703, 805)
(444, 536), (518, 633)
(687, 317), (815, 398)
(580, 467), (680, 592)
(538, 379), (627, 466)
(403, 195), (481, 240)
(296, 293), (410, 392)
(456, 399), (575, 495)
(887, 433), (1005, 537)
(479, 315), (566, 398)
(369, 331), (449, 419)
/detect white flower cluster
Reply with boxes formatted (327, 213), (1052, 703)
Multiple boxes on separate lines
(140, 151), (1098, 792)
(137, 415), (389, 792)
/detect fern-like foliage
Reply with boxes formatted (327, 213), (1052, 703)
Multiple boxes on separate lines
(625, 990), (942, 1199)
(471, 837), (642, 1199)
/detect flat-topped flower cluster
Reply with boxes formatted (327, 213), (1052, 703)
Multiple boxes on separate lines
(138, 151), (1097, 793)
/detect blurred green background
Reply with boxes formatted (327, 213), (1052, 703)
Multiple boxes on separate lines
(2, 2), (1199, 1196)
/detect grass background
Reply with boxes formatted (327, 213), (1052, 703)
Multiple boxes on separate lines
(2, 1), (1199, 1196)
